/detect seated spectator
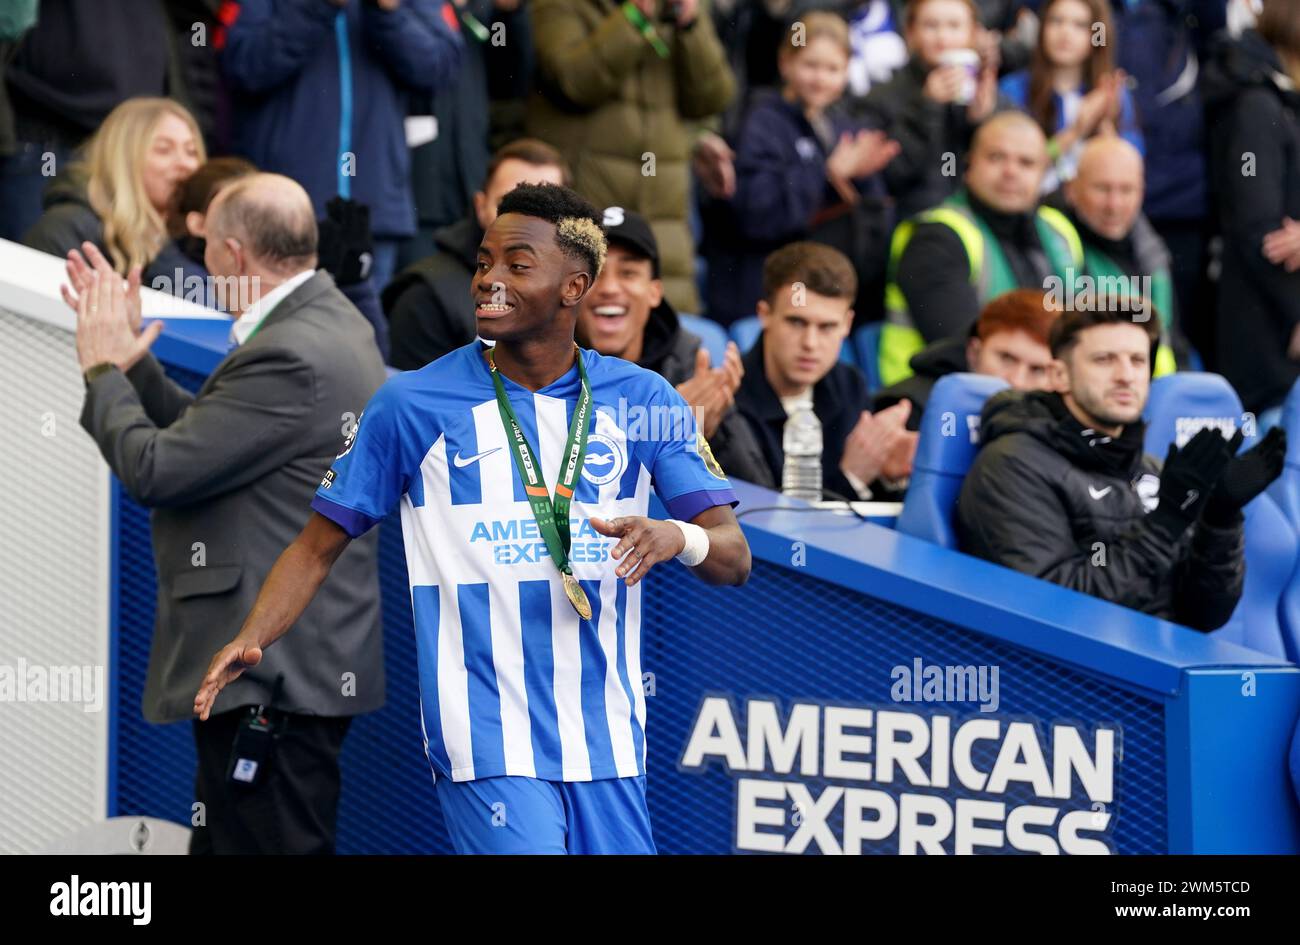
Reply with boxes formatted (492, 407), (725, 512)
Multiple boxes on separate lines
(222, 0), (463, 293)
(957, 302), (1286, 632)
(383, 139), (568, 370)
(873, 286), (1057, 429)
(25, 97), (202, 288)
(999, 0), (1142, 192)
(882, 110), (1083, 385)
(1203, 0), (1300, 422)
(1058, 136), (1181, 375)
(527, 0), (736, 314)
(735, 241), (917, 500)
(855, 0), (1000, 219)
(576, 207), (773, 486)
(706, 11), (899, 326)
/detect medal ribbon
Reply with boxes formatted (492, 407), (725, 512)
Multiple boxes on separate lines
(488, 345), (593, 579)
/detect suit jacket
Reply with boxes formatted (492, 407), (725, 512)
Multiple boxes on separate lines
(80, 271), (388, 723)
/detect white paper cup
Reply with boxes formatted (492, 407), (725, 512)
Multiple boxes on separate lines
(937, 49), (980, 105)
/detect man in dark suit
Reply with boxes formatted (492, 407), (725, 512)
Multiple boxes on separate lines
(67, 173), (387, 854)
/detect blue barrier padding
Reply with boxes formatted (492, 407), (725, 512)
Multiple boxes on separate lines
(106, 319), (1300, 854)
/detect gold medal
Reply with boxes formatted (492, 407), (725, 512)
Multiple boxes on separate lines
(562, 571), (592, 620)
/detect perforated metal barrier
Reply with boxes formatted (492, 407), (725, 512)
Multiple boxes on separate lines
(0, 309), (111, 853)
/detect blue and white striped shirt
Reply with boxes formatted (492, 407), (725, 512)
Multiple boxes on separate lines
(312, 343), (737, 782)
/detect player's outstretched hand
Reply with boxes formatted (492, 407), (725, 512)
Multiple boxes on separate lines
(590, 516), (686, 587)
(193, 639), (264, 721)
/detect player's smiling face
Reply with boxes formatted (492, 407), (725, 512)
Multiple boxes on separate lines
(474, 213), (590, 343)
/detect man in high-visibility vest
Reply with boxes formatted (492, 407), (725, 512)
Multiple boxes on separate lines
(1060, 136), (1182, 378)
(882, 111), (1082, 386)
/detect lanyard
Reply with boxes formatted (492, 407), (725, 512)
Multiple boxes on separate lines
(487, 345), (593, 580)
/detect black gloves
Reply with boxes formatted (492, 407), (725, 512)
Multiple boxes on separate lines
(1203, 427), (1289, 525)
(317, 196), (374, 287)
(1149, 426), (1242, 538)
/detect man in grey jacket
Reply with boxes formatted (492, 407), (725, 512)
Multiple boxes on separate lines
(68, 173), (387, 854)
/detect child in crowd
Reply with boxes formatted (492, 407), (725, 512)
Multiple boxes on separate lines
(855, 0), (1000, 218)
(707, 12), (900, 325)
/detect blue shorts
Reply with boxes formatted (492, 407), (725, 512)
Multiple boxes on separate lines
(435, 775), (657, 855)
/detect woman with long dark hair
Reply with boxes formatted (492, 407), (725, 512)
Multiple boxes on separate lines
(998, 0), (1142, 191)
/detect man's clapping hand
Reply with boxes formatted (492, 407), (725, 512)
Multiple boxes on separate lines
(1264, 217), (1300, 273)
(840, 401), (918, 488)
(61, 241), (161, 373)
(676, 341), (744, 439)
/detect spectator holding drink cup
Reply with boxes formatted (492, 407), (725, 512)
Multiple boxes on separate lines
(855, 0), (1000, 217)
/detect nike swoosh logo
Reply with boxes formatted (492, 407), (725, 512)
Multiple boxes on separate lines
(453, 447), (501, 468)
(1088, 486), (1113, 500)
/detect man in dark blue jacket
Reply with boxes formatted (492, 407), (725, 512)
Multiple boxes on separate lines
(223, 0), (463, 292)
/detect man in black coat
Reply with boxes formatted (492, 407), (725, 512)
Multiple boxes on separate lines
(383, 139), (567, 370)
(575, 207), (773, 487)
(958, 303), (1286, 632)
(735, 241), (916, 500)
(1202, 17), (1300, 416)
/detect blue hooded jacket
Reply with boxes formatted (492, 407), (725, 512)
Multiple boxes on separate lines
(223, 0), (463, 239)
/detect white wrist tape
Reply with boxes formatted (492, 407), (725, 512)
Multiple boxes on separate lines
(668, 519), (710, 567)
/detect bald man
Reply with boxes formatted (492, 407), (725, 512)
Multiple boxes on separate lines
(1060, 137), (1182, 374)
(68, 172), (389, 854)
(881, 112), (1086, 385)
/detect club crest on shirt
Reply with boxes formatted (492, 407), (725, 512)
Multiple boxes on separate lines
(1134, 472), (1160, 513)
(582, 432), (626, 486)
(696, 431), (726, 480)
(336, 413), (361, 460)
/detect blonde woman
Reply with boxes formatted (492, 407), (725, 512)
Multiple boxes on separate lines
(24, 97), (203, 285)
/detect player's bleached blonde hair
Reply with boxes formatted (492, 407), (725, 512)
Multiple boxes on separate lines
(556, 216), (607, 278)
(495, 182), (608, 278)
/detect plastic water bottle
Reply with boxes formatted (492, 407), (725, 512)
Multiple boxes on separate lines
(782, 406), (823, 501)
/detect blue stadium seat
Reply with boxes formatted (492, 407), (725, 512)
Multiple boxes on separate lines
(1269, 380), (1300, 662)
(896, 373), (1009, 548)
(854, 322), (883, 394)
(678, 313), (729, 367)
(729, 315), (762, 353)
(1143, 372), (1293, 656)
(1219, 494), (1300, 660)
(1267, 378), (1300, 531)
(1143, 371), (1258, 459)
(728, 314), (860, 368)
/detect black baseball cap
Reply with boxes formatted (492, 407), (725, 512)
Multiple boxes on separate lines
(600, 206), (659, 277)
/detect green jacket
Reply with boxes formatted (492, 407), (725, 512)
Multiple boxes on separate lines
(526, 0), (735, 313)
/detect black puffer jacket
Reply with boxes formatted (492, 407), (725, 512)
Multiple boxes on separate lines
(956, 390), (1245, 631)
